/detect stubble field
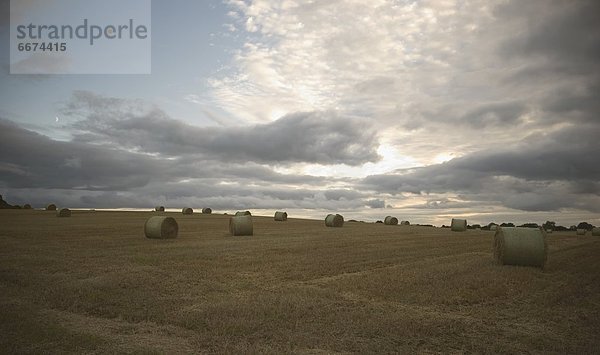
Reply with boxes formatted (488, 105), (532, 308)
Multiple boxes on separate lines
(1, 210), (599, 353)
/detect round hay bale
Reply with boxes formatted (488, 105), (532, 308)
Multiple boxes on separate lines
(592, 227), (600, 236)
(182, 207), (193, 215)
(576, 229), (586, 235)
(229, 215), (253, 236)
(46, 204), (57, 211)
(274, 211), (288, 221)
(57, 208), (71, 217)
(155, 206), (165, 212)
(493, 227), (547, 268)
(144, 216), (178, 239)
(450, 218), (467, 232)
(23, 204), (32, 209)
(235, 211), (251, 216)
(325, 214), (344, 227)
(202, 207), (212, 214)
(400, 220), (410, 226)
(384, 216), (398, 225)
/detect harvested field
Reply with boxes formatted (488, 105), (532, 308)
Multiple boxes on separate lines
(1, 210), (599, 353)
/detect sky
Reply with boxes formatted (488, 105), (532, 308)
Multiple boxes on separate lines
(0, 0), (599, 226)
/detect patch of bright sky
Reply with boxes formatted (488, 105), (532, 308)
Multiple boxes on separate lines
(432, 152), (457, 164)
(273, 143), (421, 178)
(0, 0), (237, 135)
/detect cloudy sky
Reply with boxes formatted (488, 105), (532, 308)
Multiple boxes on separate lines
(1, 0), (599, 226)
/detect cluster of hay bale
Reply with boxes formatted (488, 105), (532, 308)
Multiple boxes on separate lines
(46, 204), (57, 211)
(384, 216), (398, 225)
(144, 216), (178, 239)
(182, 207), (193, 215)
(274, 211), (288, 221)
(400, 220), (410, 226)
(493, 227), (547, 268)
(325, 214), (344, 227)
(235, 211), (251, 216)
(229, 215), (253, 236)
(155, 206), (165, 212)
(450, 218), (467, 232)
(202, 208), (212, 214)
(57, 208), (71, 217)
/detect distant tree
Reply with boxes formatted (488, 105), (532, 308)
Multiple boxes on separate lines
(519, 223), (539, 228)
(577, 222), (593, 231)
(0, 194), (20, 209)
(555, 225), (569, 231)
(500, 222), (515, 227)
(542, 221), (556, 231)
(481, 222), (497, 231)
(470, 224), (481, 229)
(375, 220), (383, 224)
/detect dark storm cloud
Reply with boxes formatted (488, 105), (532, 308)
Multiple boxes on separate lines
(324, 189), (364, 201)
(408, 199), (479, 210)
(362, 124), (600, 212)
(0, 118), (162, 190)
(497, 0), (600, 65)
(365, 199), (385, 209)
(65, 91), (380, 166)
(539, 84), (600, 123)
(496, 0), (600, 123)
(424, 100), (529, 128)
(0, 118), (336, 190)
(0, 118), (375, 210)
(452, 126), (600, 182)
(459, 101), (528, 127)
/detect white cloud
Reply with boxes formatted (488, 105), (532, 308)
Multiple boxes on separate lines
(210, 0), (520, 165)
